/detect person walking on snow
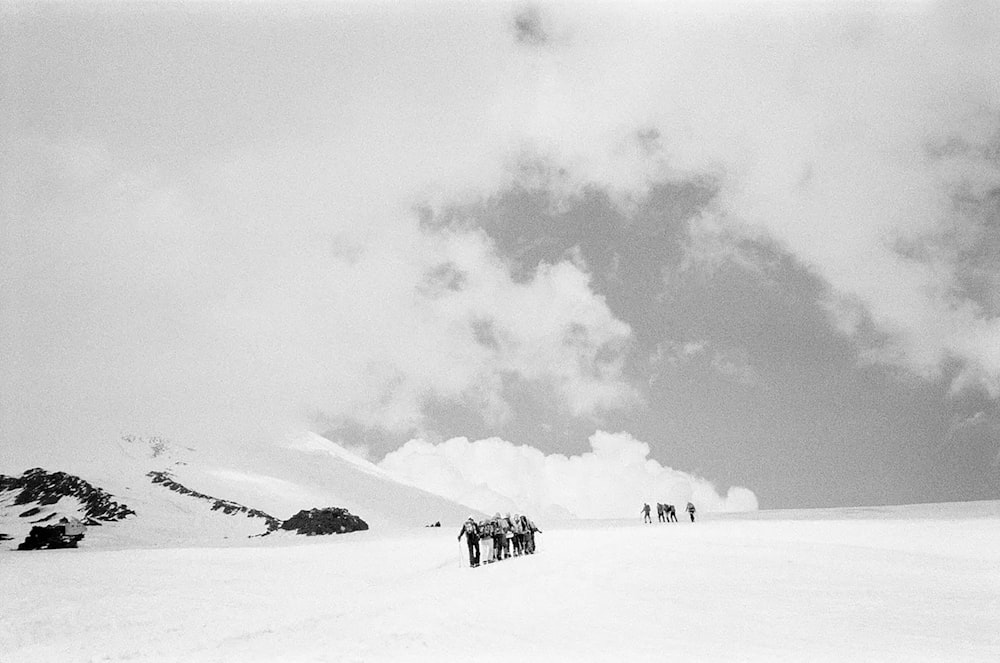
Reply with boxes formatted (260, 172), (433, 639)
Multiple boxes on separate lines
(458, 517), (480, 567)
(686, 502), (696, 523)
(493, 513), (507, 561)
(641, 503), (652, 523)
(656, 503), (666, 522)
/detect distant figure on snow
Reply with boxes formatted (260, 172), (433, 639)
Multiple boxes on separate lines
(458, 517), (480, 567)
(656, 503), (665, 522)
(641, 503), (652, 523)
(686, 502), (696, 523)
(665, 504), (677, 522)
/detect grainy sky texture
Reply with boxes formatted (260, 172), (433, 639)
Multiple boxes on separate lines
(2, 1), (999, 508)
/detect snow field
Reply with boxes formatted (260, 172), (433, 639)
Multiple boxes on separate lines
(2, 510), (999, 662)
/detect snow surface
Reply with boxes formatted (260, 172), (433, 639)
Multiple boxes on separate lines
(3, 502), (999, 662)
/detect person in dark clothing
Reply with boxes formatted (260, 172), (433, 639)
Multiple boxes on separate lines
(458, 517), (480, 567)
(686, 502), (696, 522)
(666, 504), (678, 522)
(493, 512), (507, 561)
(522, 515), (541, 554)
(641, 503), (652, 523)
(656, 503), (666, 522)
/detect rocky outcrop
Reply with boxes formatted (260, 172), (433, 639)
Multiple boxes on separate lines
(0, 468), (135, 522)
(17, 523), (85, 550)
(147, 471), (282, 532)
(280, 508), (369, 535)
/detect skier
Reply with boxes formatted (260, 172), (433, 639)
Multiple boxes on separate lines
(686, 502), (696, 523)
(493, 512), (507, 561)
(479, 517), (495, 563)
(523, 515), (541, 554)
(641, 503), (652, 523)
(458, 517), (480, 567)
(502, 513), (515, 558)
(656, 503), (666, 523)
(511, 513), (525, 556)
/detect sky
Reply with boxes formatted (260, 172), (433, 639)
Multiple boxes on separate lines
(2, 1), (999, 509)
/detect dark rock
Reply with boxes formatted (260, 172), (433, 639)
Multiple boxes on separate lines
(17, 524), (84, 550)
(147, 471), (282, 532)
(280, 508), (368, 536)
(19, 507), (41, 518)
(0, 468), (134, 521)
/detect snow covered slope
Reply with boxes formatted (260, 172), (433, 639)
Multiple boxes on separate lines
(1, 433), (480, 550)
(2, 502), (998, 662)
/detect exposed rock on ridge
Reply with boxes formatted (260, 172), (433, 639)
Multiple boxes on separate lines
(0, 468), (135, 523)
(147, 471), (283, 532)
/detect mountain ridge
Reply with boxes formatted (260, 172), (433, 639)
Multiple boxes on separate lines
(1, 433), (482, 550)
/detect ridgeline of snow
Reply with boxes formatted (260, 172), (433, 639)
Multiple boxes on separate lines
(1, 433), (480, 550)
(2, 502), (998, 661)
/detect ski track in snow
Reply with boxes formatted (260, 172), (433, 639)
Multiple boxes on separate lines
(3, 507), (1000, 662)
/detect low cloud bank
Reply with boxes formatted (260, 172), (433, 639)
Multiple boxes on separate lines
(379, 431), (758, 520)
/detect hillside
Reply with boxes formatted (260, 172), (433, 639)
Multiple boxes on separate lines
(0, 433), (479, 550)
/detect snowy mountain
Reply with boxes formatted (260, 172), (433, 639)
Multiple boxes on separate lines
(0, 433), (481, 550)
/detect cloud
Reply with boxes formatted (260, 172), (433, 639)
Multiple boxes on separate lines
(513, 5), (550, 47)
(481, 2), (1000, 395)
(0, 137), (636, 463)
(652, 341), (757, 386)
(379, 430), (759, 519)
(6, 1), (999, 483)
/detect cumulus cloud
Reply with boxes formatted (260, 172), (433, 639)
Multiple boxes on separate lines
(379, 431), (758, 520)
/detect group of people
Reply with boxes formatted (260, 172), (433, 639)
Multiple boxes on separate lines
(642, 502), (696, 523)
(458, 512), (541, 568)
